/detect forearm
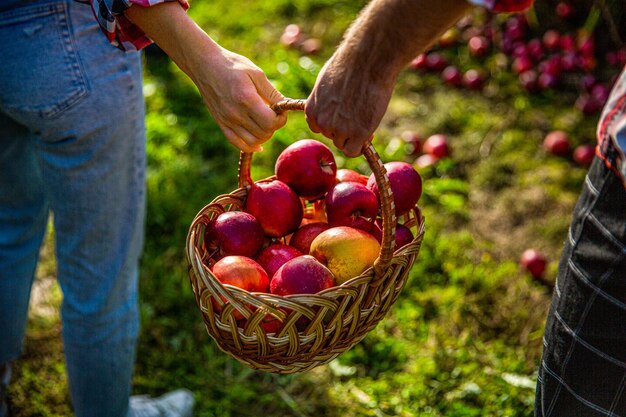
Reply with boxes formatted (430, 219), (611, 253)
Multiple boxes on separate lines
(124, 2), (217, 83)
(124, 2), (287, 152)
(332, 0), (472, 84)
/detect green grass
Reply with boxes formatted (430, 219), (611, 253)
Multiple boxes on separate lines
(8, 2), (616, 416)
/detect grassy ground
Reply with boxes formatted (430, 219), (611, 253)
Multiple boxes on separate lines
(7, 1), (616, 416)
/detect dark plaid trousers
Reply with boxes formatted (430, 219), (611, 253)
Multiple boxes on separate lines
(536, 140), (626, 417)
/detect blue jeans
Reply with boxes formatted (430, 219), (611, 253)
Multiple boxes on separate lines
(535, 139), (626, 416)
(0, 1), (146, 416)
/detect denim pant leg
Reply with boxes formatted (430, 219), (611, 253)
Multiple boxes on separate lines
(0, 2), (146, 416)
(535, 143), (626, 416)
(0, 113), (49, 364)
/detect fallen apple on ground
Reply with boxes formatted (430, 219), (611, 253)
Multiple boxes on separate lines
(422, 134), (450, 159)
(573, 144), (595, 166)
(543, 130), (570, 156)
(520, 249), (547, 279)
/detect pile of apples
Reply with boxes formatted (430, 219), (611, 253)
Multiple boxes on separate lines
(203, 140), (423, 327)
(407, 3), (624, 113)
(543, 130), (595, 166)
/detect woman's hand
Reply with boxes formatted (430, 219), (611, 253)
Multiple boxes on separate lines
(191, 47), (287, 152)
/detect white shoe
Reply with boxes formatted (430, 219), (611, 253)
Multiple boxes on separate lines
(129, 389), (195, 417)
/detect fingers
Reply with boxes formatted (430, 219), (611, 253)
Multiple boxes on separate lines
(343, 137), (366, 158)
(221, 125), (263, 153)
(217, 74), (287, 153)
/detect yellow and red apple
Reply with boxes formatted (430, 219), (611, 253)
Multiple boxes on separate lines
(310, 226), (380, 284)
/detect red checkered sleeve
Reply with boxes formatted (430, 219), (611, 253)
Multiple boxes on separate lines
(467, 0), (534, 13)
(88, 0), (190, 51)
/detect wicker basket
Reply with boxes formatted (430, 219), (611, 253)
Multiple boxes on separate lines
(186, 99), (425, 374)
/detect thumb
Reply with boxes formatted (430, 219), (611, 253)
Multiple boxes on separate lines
(250, 71), (285, 106)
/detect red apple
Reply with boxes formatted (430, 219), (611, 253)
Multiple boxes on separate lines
(591, 84), (610, 106)
(270, 255), (335, 295)
(211, 255), (270, 318)
(441, 65), (463, 87)
(538, 72), (558, 90)
(555, 2), (575, 19)
(275, 139), (337, 199)
(573, 144), (595, 166)
(559, 34), (576, 52)
(527, 38), (544, 60)
(395, 224), (414, 249)
(259, 314), (283, 334)
(245, 180), (303, 238)
(423, 134), (450, 159)
(543, 130), (570, 156)
(462, 69), (484, 90)
(520, 249), (547, 279)
(401, 131), (422, 155)
(519, 70), (539, 93)
(408, 54), (428, 71)
(205, 211), (265, 258)
(289, 222), (330, 254)
(577, 55), (596, 73)
(366, 161), (422, 217)
(336, 168), (369, 185)
(256, 243), (303, 279)
(560, 53), (577, 72)
(504, 15), (527, 40)
(425, 52), (448, 72)
(371, 220), (414, 250)
(212, 256), (270, 292)
(300, 38), (322, 55)
(576, 94), (602, 115)
(539, 56), (561, 76)
(468, 36), (490, 58)
(542, 30), (560, 50)
(325, 182), (379, 232)
(578, 36), (595, 56)
(280, 24), (302, 48)
(513, 56), (533, 75)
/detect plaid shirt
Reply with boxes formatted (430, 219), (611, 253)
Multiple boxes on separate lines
(598, 68), (626, 188)
(87, 0), (189, 51)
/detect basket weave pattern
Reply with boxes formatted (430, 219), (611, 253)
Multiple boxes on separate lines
(186, 99), (425, 374)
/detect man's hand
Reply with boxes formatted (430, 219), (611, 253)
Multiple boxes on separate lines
(126, 2), (287, 152)
(305, 60), (396, 158)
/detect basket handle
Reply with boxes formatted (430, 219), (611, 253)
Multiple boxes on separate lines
(237, 98), (396, 272)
